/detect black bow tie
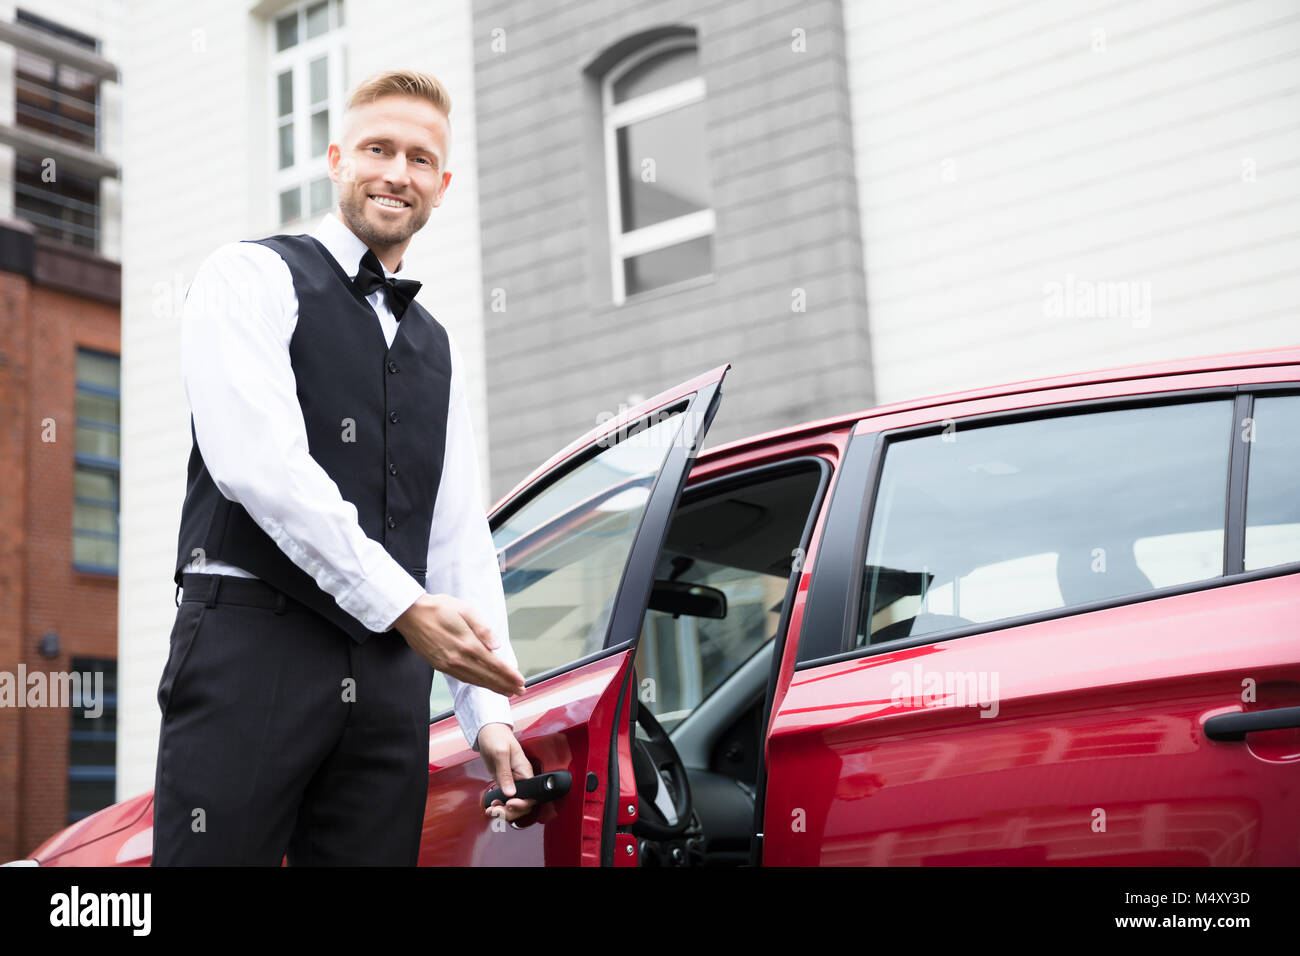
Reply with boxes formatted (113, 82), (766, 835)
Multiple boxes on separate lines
(352, 248), (421, 320)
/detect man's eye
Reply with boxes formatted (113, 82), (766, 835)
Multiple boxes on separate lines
(368, 146), (384, 154)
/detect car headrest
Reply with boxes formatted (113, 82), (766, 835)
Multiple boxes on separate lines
(1055, 544), (1153, 607)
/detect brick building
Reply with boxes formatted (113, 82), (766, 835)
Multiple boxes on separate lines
(0, 0), (122, 861)
(0, 223), (121, 860)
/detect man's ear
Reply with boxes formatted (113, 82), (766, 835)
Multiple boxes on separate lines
(432, 170), (452, 207)
(328, 143), (353, 185)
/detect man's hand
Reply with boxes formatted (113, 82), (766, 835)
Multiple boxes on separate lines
(393, 593), (525, 697)
(478, 722), (539, 824)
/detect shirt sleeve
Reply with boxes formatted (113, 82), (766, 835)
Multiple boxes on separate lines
(425, 334), (518, 753)
(181, 240), (425, 633)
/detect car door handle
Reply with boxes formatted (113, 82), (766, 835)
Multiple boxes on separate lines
(1203, 705), (1300, 742)
(482, 770), (572, 809)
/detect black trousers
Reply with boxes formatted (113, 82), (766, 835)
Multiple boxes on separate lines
(151, 572), (434, 866)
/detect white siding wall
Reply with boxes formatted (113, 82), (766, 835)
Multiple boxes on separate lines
(843, 0), (1300, 404)
(117, 0), (486, 798)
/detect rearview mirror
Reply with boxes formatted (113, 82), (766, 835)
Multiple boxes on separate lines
(647, 580), (727, 619)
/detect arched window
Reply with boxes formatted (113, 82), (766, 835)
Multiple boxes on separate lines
(602, 34), (714, 303)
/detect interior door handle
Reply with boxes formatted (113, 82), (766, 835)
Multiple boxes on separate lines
(482, 770), (572, 809)
(1204, 705), (1300, 742)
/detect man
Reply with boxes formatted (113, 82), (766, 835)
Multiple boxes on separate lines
(153, 69), (534, 866)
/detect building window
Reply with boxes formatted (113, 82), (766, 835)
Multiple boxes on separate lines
(12, 9), (101, 248)
(68, 657), (116, 823)
(272, 0), (346, 226)
(73, 348), (119, 573)
(602, 34), (714, 303)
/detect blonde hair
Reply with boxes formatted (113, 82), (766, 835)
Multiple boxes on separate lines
(345, 69), (452, 118)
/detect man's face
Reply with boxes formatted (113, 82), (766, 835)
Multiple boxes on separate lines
(328, 94), (452, 251)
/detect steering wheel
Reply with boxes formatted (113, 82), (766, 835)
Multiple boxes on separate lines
(629, 701), (694, 841)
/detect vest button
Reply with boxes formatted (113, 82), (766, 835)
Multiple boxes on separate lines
(387, 360), (399, 373)
(389, 411), (399, 423)
(388, 462), (398, 475)
(387, 515), (396, 528)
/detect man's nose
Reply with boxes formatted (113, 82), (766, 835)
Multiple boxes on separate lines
(382, 154), (411, 188)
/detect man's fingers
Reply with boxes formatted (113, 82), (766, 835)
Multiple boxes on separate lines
(448, 653), (523, 697)
(485, 799), (535, 823)
(457, 642), (525, 696)
(512, 747), (534, 781)
(423, 607), (522, 695)
(449, 606), (524, 693)
(496, 765), (515, 799)
(453, 647), (523, 696)
(458, 605), (499, 650)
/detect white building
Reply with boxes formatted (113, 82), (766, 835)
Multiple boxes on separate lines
(116, 0), (488, 797)
(842, 0), (1299, 404)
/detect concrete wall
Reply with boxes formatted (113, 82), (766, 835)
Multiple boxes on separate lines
(470, 0), (873, 499)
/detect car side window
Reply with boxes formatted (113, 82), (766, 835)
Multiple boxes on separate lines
(430, 405), (689, 717)
(634, 462), (824, 732)
(856, 399), (1234, 648)
(1244, 394), (1300, 571)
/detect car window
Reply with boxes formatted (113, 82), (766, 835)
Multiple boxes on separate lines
(857, 399), (1234, 647)
(633, 463), (824, 733)
(1244, 394), (1300, 571)
(430, 405), (689, 717)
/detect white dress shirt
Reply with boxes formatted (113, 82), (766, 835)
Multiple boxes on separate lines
(179, 210), (515, 752)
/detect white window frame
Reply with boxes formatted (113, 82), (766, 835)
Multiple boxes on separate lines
(270, 0), (347, 227)
(602, 36), (714, 305)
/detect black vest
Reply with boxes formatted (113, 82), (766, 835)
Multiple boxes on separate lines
(174, 233), (451, 644)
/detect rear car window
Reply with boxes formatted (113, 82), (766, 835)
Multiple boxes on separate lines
(856, 399), (1234, 647)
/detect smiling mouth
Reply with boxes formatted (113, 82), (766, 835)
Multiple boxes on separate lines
(369, 194), (410, 209)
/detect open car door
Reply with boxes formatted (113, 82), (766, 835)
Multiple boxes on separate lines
(419, 364), (729, 865)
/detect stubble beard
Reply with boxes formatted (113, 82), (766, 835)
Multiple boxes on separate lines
(337, 187), (432, 249)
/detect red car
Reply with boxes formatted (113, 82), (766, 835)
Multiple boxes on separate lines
(11, 347), (1300, 866)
